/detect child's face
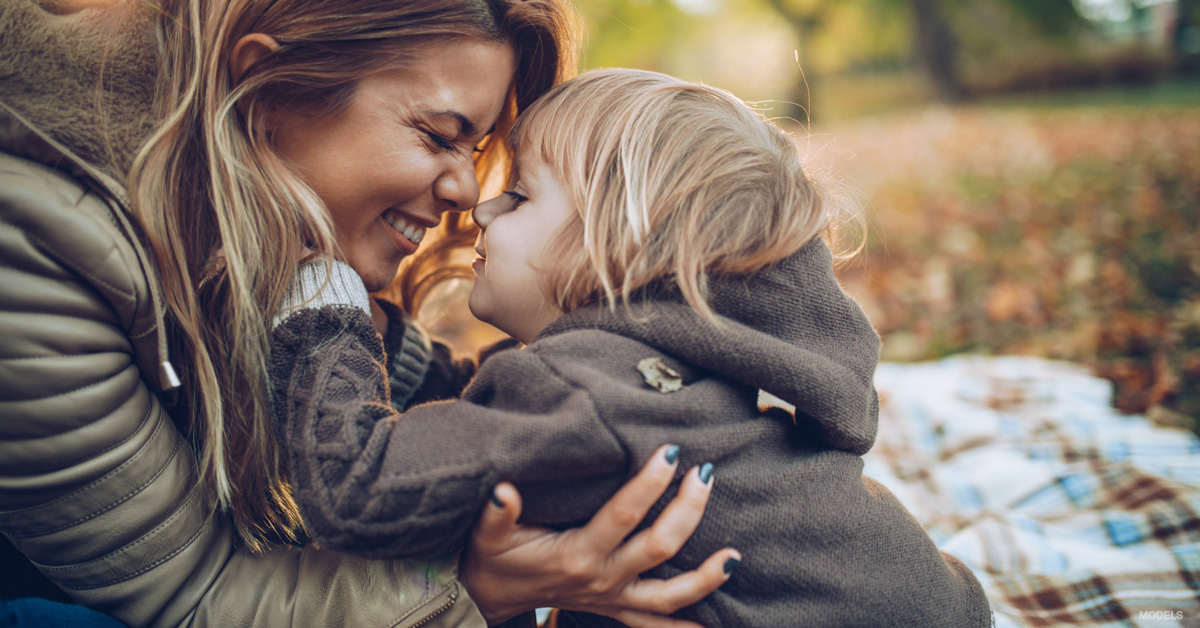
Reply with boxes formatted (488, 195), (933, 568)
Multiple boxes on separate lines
(468, 157), (573, 343)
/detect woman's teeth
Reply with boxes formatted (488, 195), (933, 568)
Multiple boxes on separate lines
(385, 213), (426, 244)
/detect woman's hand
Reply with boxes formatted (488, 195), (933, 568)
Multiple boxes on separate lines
(461, 445), (740, 627)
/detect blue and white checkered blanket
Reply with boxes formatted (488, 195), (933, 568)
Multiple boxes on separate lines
(867, 356), (1200, 627)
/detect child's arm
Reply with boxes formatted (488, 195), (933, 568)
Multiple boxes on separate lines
(268, 260), (629, 559)
(375, 297), (477, 410)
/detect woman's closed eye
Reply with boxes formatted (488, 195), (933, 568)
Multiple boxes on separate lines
(426, 131), (456, 152)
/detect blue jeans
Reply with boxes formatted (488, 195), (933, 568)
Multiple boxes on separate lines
(0, 599), (125, 628)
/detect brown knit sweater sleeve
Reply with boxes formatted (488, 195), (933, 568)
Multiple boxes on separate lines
(268, 303), (628, 559)
(376, 298), (476, 410)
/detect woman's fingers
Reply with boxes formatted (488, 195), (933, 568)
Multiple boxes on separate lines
(580, 444), (681, 551)
(469, 482), (524, 554)
(461, 446), (738, 625)
(615, 547), (742, 617)
(609, 463), (712, 573)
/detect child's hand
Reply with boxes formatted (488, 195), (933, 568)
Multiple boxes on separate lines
(460, 444), (740, 627)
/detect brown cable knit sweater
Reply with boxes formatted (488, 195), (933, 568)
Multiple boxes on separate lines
(268, 239), (993, 628)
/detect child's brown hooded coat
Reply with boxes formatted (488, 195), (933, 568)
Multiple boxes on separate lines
(269, 238), (993, 627)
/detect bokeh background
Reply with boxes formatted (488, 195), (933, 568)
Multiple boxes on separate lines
(424, 0), (1200, 433)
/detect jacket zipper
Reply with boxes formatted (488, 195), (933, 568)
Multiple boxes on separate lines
(403, 583), (459, 628)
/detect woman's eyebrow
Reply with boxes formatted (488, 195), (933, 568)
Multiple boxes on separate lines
(426, 109), (482, 137)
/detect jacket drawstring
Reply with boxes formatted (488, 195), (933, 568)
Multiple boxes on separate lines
(103, 187), (181, 392)
(0, 102), (180, 391)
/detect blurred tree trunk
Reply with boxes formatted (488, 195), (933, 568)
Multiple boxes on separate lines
(909, 0), (966, 101)
(1176, 0), (1200, 72)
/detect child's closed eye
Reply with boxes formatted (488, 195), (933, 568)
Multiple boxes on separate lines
(504, 190), (528, 207)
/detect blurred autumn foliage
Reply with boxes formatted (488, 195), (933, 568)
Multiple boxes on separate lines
(813, 94), (1200, 430)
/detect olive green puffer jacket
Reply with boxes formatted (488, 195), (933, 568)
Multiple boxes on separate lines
(0, 2), (486, 626)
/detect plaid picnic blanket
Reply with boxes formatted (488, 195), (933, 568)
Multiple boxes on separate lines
(866, 356), (1200, 628)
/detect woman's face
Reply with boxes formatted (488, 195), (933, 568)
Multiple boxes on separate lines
(270, 38), (515, 292)
(469, 156), (573, 344)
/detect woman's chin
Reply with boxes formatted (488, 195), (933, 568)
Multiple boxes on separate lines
(351, 262), (401, 294)
(360, 276), (387, 293)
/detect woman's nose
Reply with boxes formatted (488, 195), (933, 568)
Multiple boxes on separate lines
(472, 194), (510, 229)
(433, 159), (480, 215)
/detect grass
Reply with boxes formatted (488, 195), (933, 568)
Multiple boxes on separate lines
(982, 76), (1200, 110)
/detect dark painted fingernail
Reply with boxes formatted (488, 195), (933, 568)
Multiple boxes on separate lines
(490, 489), (504, 508)
(698, 462), (714, 485)
(664, 445), (680, 465)
(723, 557), (740, 577)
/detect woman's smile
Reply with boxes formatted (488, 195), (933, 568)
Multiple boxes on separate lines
(383, 209), (430, 247)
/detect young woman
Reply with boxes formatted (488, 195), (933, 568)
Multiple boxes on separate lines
(0, 1), (729, 626)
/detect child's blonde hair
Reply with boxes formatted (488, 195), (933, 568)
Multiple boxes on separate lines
(511, 68), (832, 320)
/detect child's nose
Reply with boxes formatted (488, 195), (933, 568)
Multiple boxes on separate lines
(472, 193), (513, 229)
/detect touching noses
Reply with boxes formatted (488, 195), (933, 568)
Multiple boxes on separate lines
(472, 193), (515, 230)
(433, 158), (480, 215)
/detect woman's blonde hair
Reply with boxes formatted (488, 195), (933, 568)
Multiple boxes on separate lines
(128, 0), (578, 550)
(511, 68), (834, 320)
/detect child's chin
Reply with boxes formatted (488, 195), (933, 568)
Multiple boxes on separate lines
(466, 292), (494, 327)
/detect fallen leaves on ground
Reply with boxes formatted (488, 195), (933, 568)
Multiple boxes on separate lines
(807, 104), (1200, 430)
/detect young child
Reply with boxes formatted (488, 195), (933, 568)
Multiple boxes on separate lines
(268, 68), (992, 627)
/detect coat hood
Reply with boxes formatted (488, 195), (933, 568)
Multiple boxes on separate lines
(541, 238), (882, 454)
(0, 0), (160, 184)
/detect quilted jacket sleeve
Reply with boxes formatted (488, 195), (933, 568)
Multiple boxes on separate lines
(0, 152), (487, 628)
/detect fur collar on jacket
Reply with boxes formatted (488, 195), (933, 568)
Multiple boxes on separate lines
(0, 0), (160, 182)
